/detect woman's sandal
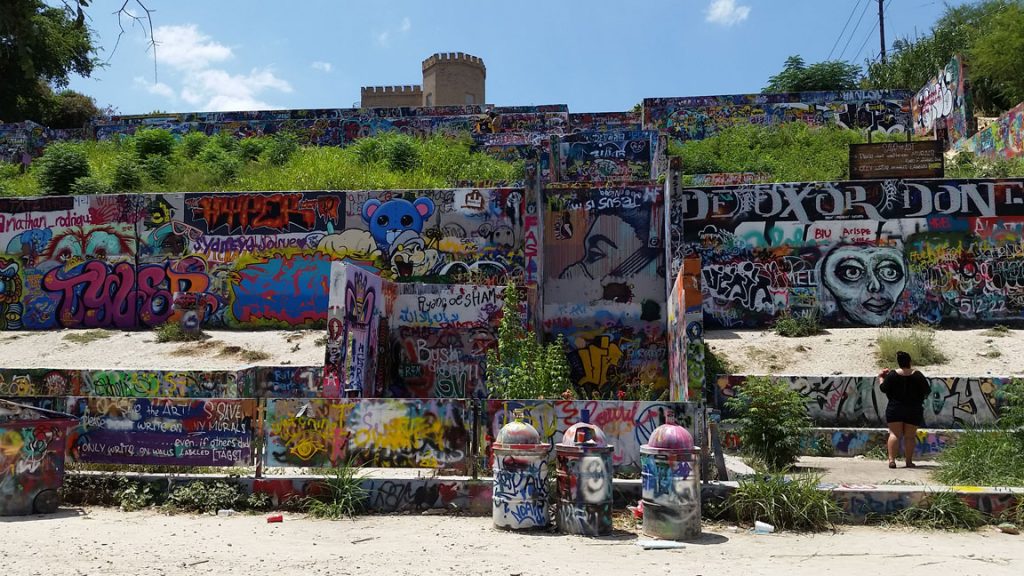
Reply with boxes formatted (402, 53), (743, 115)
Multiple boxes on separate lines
(906, 462), (917, 468)
(888, 461), (897, 469)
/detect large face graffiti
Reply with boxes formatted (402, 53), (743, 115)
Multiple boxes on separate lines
(822, 245), (908, 326)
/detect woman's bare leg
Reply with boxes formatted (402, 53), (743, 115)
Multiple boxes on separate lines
(887, 422), (902, 465)
(903, 424), (919, 466)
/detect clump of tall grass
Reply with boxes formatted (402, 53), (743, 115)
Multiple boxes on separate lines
(876, 326), (947, 367)
(726, 473), (842, 532)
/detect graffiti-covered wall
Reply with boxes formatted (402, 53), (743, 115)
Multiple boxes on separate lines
(0, 188), (527, 331)
(543, 185), (668, 396)
(716, 375), (1010, 427)
(325, 263), (385, 397)
(673, 178), (1024, 327)
(264, 398), (470, 471)
(957, 100), (1024, 160)
(643, 90), (912, 142)
(912, 55), (974, 145)
(550, 130), (663, 183)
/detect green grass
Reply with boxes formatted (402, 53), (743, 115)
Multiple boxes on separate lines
(863, 445), (888, 460)
(154, 322), (208, 343)
(303, 465), (368, 519)
(726, 473), (842, 532)
(886, 491), (986, 531)
(0, 132), (523, 197)
(876, 326), (948, 367)
(62, 329), (114, 344)
(983, 325), (1012, 337)
(772, 311), (824, 338)
(934, 428), (1024, 487)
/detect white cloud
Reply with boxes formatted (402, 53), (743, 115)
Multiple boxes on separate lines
(376, 17), (411, 48)
(311, 61), (333, 73)
(400, 17), (411, 33)
(153, 24), (232, 70)
(377, 31), (391, 47)
(705, 0), (750, 26)
(179, 68), (293, 111)
(134, 77), (176, 99)
(136, 24), (292, 111)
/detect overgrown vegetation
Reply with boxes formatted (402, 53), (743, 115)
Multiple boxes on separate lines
(886, 492), (987, 531)
(763, 55), (861, 93)
(0, 130), (523, 197)
(726, 473), (842, 532)
(302, 465), (368, 519)
(725, 376), (811, 471)
(935, 379), (1024, 486)
(670, 123), (909, 183)
(772, 311), (824, 338)
(486, 283), (573, 400)
(704, 346), (734, 392)
(154, 322), (208, 343)
(60, 474), (272, 514)
(62, 329), (113, 344)
(875, 326), (948, 367)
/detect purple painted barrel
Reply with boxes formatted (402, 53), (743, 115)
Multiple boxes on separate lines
(640, 422), (701, 540)
(555, 410), (614, 536)
(492, 412), (550, 530)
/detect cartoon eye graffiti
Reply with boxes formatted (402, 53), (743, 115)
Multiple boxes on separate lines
(400, 215), (413, 226)
(876, 261), (904, 282)
(377, 215), (389, 226)
(834, 259), (866, 283)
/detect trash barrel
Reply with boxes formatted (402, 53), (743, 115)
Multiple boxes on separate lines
(555, 409), (614, 536)
(640, 420), (701, 540)
(492, 410), (550, 530)
(0, 400), (77, 516)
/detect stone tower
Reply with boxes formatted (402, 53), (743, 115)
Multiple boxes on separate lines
(421, 52), (486, 107)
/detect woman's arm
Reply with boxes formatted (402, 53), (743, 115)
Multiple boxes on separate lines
(878, 369), (892, 393)
(915, 372), (931, 401)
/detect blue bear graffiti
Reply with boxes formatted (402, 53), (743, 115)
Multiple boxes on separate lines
(361, 197), (435, 252)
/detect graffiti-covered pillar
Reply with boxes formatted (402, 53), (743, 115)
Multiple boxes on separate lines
(325, 262), (385, 398)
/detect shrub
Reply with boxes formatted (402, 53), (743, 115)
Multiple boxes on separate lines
(69, 175), (111, 196)
(725, 376), (810, 471)
(199, 146), (241, 182)
(209, 132), (239, 152)
(35, 142), (90, 196)
(486, 283), (573, 399)
(155, 322), (208, 343)
(263, 133), (299, 166)
(236, 137), (268, 161)
(934, 428), (1024, 486)
(888, 491), (986, 530)
(876, 326), (947, 367)
(134, 128), (177, 158)
(165, 481), (249, 514)
(141, 155), (170, 184)
(303, 465), (368, 519)
(773, 311), (823, 337)
(727, 473), (842, 531)
(180, 132), (209, 159)
(385, 136), (420, 172)
(704, 347), (734, 392)
(112, 154), (144, 191)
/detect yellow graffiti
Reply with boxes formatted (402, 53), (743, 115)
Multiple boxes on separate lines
(0, 430), (25, 458)
(577, 336), (623, 386)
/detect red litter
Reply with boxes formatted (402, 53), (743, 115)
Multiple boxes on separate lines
(267, 514), (283, 523)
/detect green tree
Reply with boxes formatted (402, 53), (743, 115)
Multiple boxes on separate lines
(0, 0), (97, 123)
(865, 0), (1020, 114)
(42, 89), (99, 128)
(970, 2), (1024, 107)
(762, 55), (862, 93)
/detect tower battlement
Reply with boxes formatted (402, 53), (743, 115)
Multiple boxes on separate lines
(422, 52), (486, 73)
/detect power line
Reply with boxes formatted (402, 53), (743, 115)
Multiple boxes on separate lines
(838, 0), (874, 61)
(828, 0), (865, 61)
(854, 0), (894, 63)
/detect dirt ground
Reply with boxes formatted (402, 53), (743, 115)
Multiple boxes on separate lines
(1, 508), (1021, 576)
(796, 456), (942, 485)
(3, 326), (1024, 375)
(0, 329), (326, 369)
(706, 326), (1024, 375)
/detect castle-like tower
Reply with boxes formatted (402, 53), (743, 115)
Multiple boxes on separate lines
(360, 52), (486, 108)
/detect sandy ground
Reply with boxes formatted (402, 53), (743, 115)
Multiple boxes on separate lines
(1, 509), (1021, 576)
(707, 326), (1024, 375)
(2, 326), (1024, 375)
(0, 329), (326, 369)
(796, 456), (942, 485)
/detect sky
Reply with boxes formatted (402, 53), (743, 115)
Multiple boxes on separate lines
(66, 0), (969, 115)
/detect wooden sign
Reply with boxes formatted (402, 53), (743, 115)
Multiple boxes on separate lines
(849, 140), (944, 180)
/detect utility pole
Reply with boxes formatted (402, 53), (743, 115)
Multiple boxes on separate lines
(879, 0), (887, 63)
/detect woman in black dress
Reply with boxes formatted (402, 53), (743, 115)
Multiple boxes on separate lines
(877, 351), (930, 469)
